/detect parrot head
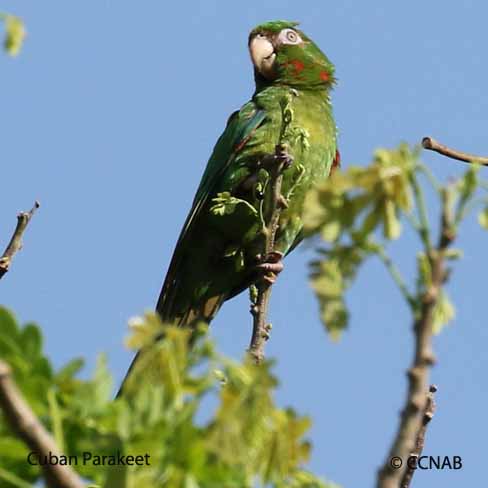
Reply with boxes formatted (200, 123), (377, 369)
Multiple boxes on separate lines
(249, 20), (335, 90)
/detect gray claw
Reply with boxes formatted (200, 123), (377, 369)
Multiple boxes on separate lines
(255, 251), (284, 283)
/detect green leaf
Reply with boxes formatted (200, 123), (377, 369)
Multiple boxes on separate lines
(56, 357), (85, 383)
(478, 206), (488, 229)
(416, 252), (432, 292)
(0, 306), (18, 338)
(311, 261), (349, 339)
(0, 467), (32, 488)
(0, 438), (30, 462)
(320, 220), (341, 242)
(125, 312), (165, 350)
(3, 15), (26, 56)
(287, 470), (340, 488)
(19, 324), (42, 358)
(356, 203), (382, 240)
(382, 199), (401, 240)
(223, 245), (246, 272)
(432, 290), (455, 334)
(210, 192), (257, 217)
(458, 165), (479, 201)
(309, 246), (368, 339)
(92, 354), (113, 407)
(47, 388), (65, 452)
(444, 248), (463, 260)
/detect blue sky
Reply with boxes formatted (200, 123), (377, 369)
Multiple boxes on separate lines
(1, 1), (487, 486)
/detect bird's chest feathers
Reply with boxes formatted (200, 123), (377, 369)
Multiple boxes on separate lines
(207, 89), (335, 246)
(258, 89), (334, 185)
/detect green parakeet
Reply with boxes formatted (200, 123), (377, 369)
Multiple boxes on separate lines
(120, 20), (338, 391)
(157, 20), (338, 325)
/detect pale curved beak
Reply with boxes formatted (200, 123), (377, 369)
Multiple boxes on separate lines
(249, 36), (276, 79)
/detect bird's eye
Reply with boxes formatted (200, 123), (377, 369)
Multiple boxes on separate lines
(278, 28), (302, 45)
(286, 30), (298, 42)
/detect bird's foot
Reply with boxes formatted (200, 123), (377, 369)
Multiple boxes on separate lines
(261, 144), (294, 172)
(254, 251), (284, 284)
(275, 144), (294, 170)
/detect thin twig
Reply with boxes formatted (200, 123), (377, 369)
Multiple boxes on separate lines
(0, 201), (40, 280)
(375, 243), (416, 310)
(416, 162), (442, 193)
(0, 360), (84, 488)
(403, 210), (421, 234)
(248, 144), (289, 363)
(455, 196), (488, 226)
(377, 188), (455, 488)
(400, 384), (438, 488)
(422, 136), (488, 165)
(247, 91), (297, 363)
(410, 175), (432, 250)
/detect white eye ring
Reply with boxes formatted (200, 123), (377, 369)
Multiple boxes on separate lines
(278, 28), (302, 45)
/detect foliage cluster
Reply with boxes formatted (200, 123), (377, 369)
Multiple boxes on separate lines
(0, 14), (25, 56)
(304, 144), (487, 338)
(0, 308), (337, 488)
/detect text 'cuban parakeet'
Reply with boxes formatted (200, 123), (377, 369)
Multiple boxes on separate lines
(120, 20), (338, 390)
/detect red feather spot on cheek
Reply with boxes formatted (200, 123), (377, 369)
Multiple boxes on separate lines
(319, 71), (330, 82)
(291, 59), (305, 72)
(282, 59), (305, 77)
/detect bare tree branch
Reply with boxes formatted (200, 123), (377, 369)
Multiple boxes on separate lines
(0, 201), (40, 280)
(0, 360), (84, 488)
(377, 189), (455, 488)
(422, 136), (488, 165)
(248, 144), (290, 363)
(400, 384), (438, 488)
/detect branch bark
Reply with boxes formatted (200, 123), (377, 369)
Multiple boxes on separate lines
(422, 136), (488, 165)
(0, 360), (84, 488)
(377, 189), (454, 488)
(0, 201), (40, 280)
(400, 384), (438, 488)
(248, 144), (289, 363)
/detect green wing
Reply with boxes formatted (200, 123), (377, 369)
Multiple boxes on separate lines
(156, 102), (266, 322)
